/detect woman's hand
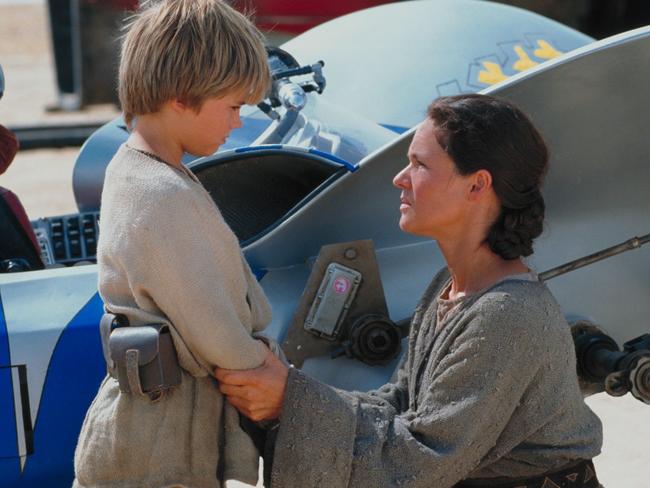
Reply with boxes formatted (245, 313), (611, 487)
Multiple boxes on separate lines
(215, 347), (289, 421)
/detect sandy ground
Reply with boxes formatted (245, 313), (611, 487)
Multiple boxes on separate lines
(0, 3), (648, 487)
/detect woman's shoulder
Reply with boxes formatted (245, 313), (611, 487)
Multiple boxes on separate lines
(476, 277), (556, 308)
(467, 279), (566, 340)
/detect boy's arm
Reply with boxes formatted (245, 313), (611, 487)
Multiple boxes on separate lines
(132, 186), (268, 373)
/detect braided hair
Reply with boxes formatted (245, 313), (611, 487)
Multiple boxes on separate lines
(427, 94), (548, 260)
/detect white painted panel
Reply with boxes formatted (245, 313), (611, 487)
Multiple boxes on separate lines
(1, 266), (98, 428)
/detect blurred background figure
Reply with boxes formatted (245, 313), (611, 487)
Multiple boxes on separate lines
(0, 66), (44, 271)
(46, 0), (138, 111)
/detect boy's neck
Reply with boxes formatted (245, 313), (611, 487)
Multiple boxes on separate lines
(127, 114), (184, 168)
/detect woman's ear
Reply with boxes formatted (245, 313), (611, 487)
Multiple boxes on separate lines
(468, 169), (493, 200)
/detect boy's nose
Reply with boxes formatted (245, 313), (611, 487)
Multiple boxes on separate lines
(232, 111), (243, 129)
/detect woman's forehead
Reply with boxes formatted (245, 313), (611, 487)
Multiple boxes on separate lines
(409, 120), (443, 157)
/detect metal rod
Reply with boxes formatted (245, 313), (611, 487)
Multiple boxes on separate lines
(540, 233), (650, 282)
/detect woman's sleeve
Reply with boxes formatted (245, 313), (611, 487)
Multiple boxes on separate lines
(270, 302), (545, 488)
(362, 355), (410, 412)
(133, 187), (267, 372)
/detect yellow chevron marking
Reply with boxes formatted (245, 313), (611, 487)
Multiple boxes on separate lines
(534, 40), (563, 60)
(513, 45), (539, 72)
(478, 61), (507, 85)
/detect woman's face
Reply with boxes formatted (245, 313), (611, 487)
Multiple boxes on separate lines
(393, 119), (473, 239)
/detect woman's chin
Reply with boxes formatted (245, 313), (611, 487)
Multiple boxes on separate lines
(399, 219), (435, 239)
(398, 217), (416, 234)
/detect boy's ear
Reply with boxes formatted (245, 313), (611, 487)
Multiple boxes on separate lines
(468, 169), (493, 200)
(170, 99), (189, 113)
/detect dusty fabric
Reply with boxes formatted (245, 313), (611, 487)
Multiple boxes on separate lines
(271, 268), (602, 488)
(436, 271), (536, 330)
(74, 145), (270, 488)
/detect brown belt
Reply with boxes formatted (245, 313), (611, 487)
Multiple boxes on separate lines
(455, 459), (599, 488)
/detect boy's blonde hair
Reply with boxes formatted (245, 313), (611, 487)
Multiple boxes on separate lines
(119, 0), (270, 127)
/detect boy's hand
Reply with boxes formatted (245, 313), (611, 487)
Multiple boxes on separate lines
(215, 347), (289, 421)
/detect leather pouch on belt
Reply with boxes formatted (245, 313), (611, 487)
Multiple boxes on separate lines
(108, 323), (182, 400)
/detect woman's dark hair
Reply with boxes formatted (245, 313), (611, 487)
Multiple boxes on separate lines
(427, 94), (548, 260)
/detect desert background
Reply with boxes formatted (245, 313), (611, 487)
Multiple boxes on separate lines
(0, 1), (647, 487)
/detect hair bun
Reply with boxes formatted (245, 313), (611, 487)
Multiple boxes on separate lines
(487, 198), (545, 260)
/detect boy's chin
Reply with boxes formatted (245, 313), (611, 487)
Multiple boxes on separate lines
(398, 218), (429, 238)
(188, 145), (219, 158)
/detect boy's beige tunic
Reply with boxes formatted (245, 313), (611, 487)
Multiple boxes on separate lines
(74, 145), (269, 488)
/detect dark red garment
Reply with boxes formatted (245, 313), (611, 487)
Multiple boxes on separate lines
(231, 0), (395, 33)
(82, 0), (139, 10)
(0, 124), (19, 175)
(89, 1), (395, 33)
(0, 187), (41, 254)
(0, 125), (41, 259)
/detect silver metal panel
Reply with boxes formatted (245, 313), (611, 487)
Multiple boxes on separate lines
(244, 126), (418, 269)
(304, 263), (362, 339)
(250, 26), (650, 357)
(281, 0), (592, 128)
(263, 94), (398, 162)
(484, 27), (650, 344)
(258, 240), (443, 390)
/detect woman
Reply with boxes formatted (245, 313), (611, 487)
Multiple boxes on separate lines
(216, 94), (603, 487)
(73, 1), (272, 487)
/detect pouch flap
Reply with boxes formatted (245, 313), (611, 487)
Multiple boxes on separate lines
(109, 326), (160, 366)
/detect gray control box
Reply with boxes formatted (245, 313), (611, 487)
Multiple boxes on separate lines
(304, 262), (362, 340)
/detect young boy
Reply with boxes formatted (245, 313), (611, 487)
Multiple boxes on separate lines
(73, 1), (272, 486)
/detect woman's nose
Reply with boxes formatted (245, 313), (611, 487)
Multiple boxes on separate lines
(393, 165), (410, 189)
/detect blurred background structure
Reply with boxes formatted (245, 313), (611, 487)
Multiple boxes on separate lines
(46, 0), (138, 111)
(40, 0), (650, 113)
